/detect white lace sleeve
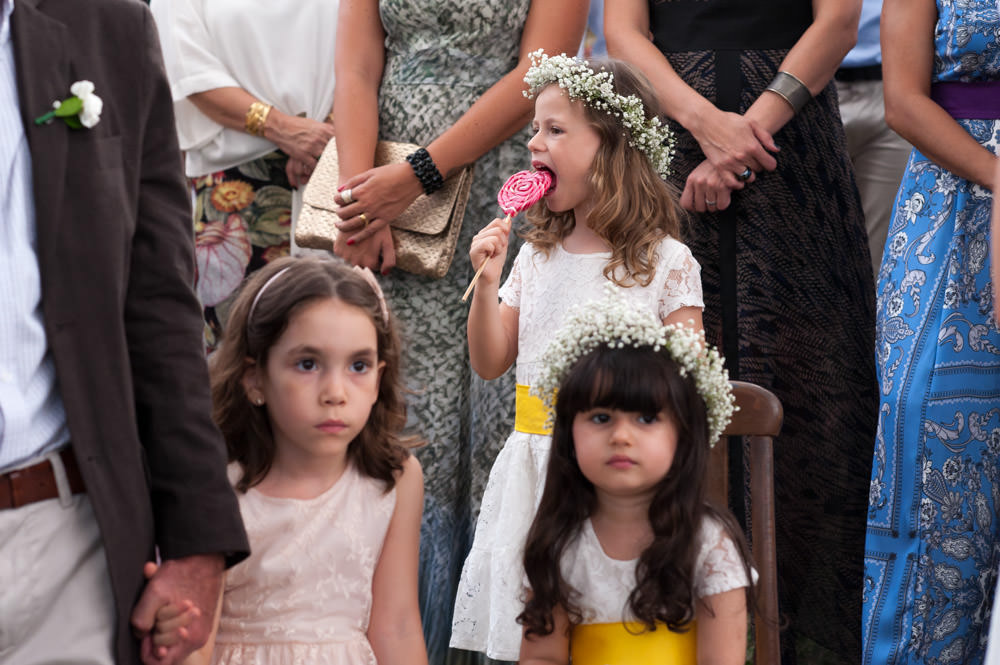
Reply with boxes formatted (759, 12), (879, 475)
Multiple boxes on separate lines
(693, 517), (754, 599)
(657, 239), (704, 320)
(498, 244), (527, 309)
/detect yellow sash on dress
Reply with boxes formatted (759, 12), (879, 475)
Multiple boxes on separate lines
(570, 621), (697, 665)
(514, 384), (553, 435)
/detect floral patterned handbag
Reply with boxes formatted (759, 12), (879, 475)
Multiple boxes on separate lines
(296, 140), (474, 279)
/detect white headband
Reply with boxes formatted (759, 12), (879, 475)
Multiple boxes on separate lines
(247, 266), (292, 324)
(352, 266), (389, 325)
(246, 263), (389, 327)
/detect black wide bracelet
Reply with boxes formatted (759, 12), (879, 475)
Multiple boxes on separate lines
(405, 147), (445, 195)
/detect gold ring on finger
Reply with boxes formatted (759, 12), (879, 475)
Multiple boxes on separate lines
(359, 213), (369, 229)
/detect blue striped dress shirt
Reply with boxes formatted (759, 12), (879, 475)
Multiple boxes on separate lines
(0, 0), (70, 470)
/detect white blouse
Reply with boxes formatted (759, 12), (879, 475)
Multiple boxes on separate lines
(151, 0), (339, 177)
(560, 517), (753, 625)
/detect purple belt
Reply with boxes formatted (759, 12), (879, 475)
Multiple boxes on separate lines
(930, 81), (1000, 119)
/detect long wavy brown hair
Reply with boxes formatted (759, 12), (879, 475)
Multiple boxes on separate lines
(518, 345), (753, 636)
(209, 256), (412, 493)
(523, 59), (685, 287)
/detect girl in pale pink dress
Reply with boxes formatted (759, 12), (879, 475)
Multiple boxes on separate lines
(147, 257), (426, 665)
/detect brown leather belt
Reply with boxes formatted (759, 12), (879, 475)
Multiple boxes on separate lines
(0, 448), (86, 510)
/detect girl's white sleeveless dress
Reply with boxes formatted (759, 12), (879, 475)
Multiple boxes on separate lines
(450, 237), (704, 660)
(213, 463), (395, 665)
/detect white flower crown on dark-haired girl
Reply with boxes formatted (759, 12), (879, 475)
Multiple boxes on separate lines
(523, 50), (676, 179)
(532, 288), (736, 443)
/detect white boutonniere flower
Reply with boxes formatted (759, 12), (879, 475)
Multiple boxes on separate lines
(34, 80), (103, 129)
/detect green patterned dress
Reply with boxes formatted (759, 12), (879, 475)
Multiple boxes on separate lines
(376, 1), (532, 662)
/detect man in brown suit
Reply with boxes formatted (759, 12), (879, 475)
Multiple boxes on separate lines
(1, 0), (248, 662)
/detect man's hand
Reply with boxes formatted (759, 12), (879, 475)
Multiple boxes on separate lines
(131, 554), (224, 665)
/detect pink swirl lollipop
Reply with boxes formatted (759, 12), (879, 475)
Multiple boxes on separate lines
(462, 169), (553, 302)
(497, 169), (553, 217)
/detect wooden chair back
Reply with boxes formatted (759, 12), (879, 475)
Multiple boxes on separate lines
(707, 381), (783, 665)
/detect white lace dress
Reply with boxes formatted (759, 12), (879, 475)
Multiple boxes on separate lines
(564, 517), (753, 625)
(450, 237), (704, 659)
(212, 463), (395, 665)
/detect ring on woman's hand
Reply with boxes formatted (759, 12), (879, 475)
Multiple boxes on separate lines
(737, 167), (753, 182)
(358, 212), (369, 228)
(341, 188), (354, 204)
(706, 199), (717, 207)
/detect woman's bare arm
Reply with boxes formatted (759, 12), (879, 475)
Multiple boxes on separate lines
(605, 0), (779, 183)
(187, 87), (334, 170)
(880, 0), (997, 188)
(330, 0), (587, 271)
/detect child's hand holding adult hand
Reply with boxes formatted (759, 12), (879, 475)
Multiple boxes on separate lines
(142, 580), (201, 664)
(469, 218), (511, 289)
(131, 554), (224, 665)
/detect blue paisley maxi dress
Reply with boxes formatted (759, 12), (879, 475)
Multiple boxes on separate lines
(376, 1), (532, 662)
(863, 2), (1000, 663)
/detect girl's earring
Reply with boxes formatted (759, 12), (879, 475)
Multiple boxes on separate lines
(255, 397), (264, 406)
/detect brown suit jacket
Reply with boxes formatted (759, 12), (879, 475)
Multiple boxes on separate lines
(10, 0), (249, 661)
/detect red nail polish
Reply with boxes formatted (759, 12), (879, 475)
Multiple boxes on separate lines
(347, 238), (355, 246)
(337, 184), (345, 191)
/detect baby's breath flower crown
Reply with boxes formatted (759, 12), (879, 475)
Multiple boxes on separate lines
(532, 288), (736, 444)
(523, 50), (676, 179)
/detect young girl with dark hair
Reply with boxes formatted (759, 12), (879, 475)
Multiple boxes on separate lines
(452, 52), (704, 659)
(518, 295), (752, 665)
(146, 256), (427, 665)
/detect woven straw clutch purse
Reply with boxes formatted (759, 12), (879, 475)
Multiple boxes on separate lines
(296, 140), (474, 279)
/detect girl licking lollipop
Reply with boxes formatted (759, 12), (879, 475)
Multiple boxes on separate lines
(518, 293), (751, 665)
(452, 52), (704, 660)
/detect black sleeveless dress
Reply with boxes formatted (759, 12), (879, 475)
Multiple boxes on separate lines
(649, 2), (877, 662)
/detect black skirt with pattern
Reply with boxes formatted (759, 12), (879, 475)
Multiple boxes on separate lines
(651, 8), (879, 660)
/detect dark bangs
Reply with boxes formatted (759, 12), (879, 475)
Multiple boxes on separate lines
(522, 340), (737, 638)
(557, 345), (680, 419)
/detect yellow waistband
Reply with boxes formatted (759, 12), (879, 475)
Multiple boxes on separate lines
(570, 621), (697, 665)
(514, 384), (553, 435)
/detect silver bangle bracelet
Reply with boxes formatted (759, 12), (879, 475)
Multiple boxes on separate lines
(765, 71), (812, 114)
